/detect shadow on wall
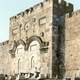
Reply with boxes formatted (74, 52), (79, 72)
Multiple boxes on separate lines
(52, 0), (73, 79)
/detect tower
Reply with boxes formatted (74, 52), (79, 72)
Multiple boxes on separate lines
(52, 0), (73, 79)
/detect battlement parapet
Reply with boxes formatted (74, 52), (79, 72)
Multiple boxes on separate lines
(65, 9), (80, 18)
(10, 0), (74, 21)
(0, 40), (9, 46)
(59, 0), (73, 16)
(10, 0), (51, 21)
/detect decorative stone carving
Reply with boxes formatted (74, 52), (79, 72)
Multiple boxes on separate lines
(9, 39), (26, 57)
(24, 23), (30, 31)
(26, 36), (49, 54)
(40, 32), (44, 37)
(17, 39), (26, 48)
(9, 36), (49, 55)
(39, 16), (46, 26)
(9, 40), (17, 57)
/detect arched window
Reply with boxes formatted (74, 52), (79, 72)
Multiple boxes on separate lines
(16, 44), (25, 58)
(13, 44), (25, 74)
(28, 40), (41, 72)
(29, 40), (40, 52)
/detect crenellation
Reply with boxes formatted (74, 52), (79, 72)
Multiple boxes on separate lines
(65, 9), (80, 19)
(0, 40), (9, 46)
(33, 2), (43, 10)
(10, 16), (17, 21)
(10, 0), (52, 21)
(24, 8), (31, 15)
(72, 9), (80, 16)
(34, 2), (42, 9)
(10, 0), (73, 21)
(65, 13), (71, 18)
(17, 12), (25, 17)
(58, 1), (73, 16)
(1, 40), (9, 46)
(25, 9), (30, 14)
(15, 12), (25, 20)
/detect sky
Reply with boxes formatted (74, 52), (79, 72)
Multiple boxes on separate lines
(0, 0), (80, 42)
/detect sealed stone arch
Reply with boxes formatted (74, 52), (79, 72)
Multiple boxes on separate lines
(9, 39), (26, 54)
(26, 36), (49, 52)
(15, 43), (26, 74)
(26, 36), (49, 78)
(9, 40), (26, 74)
(28, 39), (41, 73)
(17, 39), (26, 50)
(26, 36), (43, 50)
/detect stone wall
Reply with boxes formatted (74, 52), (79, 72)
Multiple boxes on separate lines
(9, 0), (52, 43)
(0, 41), (11, 75)
(8, 0), (53, 78)
(65, 10), (80, 79)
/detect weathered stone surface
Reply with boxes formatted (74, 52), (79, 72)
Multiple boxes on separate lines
(0, 0), (53, 79)
(0, 0), (80, 80)
(65, 10), (80, 79)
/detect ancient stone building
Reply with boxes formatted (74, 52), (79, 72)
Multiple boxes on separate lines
(0, 0), (80, 80)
